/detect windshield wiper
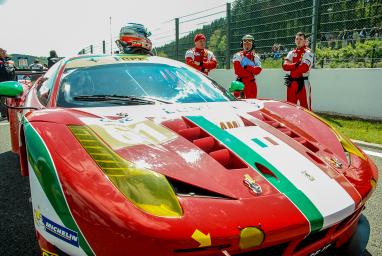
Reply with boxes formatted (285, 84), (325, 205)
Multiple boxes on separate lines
(138, 96), (172, 104)
(73, 95), (171, 105)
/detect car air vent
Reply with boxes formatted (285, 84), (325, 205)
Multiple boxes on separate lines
(209, 149), (248, 169)
(178, 127), (202, 141)
(167, 177), (234, 199)
(162, 118), (249, 170)
(306, 151), (325, 165)
(193, 137), (219, 153)
(240, 116), (256, 126)
(254, 162), (278, 180)
(174, 244), (231, 253)
(301, 140), (319, 153)
(260, 113), (320, 153)
(294, 229), (329, 252)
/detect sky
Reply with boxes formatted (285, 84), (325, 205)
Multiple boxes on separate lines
(0, 0), (229, 57)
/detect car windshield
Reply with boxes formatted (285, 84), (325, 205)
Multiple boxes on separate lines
(56, 61), (235, 108)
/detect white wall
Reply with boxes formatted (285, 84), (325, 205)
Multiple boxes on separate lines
(209, 68), (382, 120)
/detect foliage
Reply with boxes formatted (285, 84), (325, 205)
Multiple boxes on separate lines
(155, 0), (381, 68)
(316, 40), (382, 68)
(157, 51), (168, 58)
(261, 58), (283, 68)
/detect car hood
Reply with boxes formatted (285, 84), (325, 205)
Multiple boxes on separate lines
(27, 100), (362, 232)
(66, 100), (360, 230)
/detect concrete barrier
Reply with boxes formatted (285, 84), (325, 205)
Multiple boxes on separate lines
(210, 68), (382, 120)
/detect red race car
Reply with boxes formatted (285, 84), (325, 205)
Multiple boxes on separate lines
(0, 54), (378, 256)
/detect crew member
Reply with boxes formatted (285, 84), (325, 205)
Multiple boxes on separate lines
(282, 32), (314, 110)
(29, 59), (44, 70)
(185, 34), (217, 75)
(232, 34), (262, 98)
(0, 47), (16, 120)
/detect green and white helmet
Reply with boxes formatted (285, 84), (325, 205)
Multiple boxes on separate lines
(241, 34), (255, 49)
(241, 34), (254, 41)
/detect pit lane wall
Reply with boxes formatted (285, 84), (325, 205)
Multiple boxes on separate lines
(209, 69), (382, 120)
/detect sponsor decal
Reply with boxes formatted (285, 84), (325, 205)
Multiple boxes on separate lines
(326, 156), (343, 169)
(161, 105), (210, 114)
(220, 121), (240, 130)
(41, 249), (58, 256)
(191, 229), (211, 247)
(252, 138), (268, 148)
(243, 174), (262, 195)
(301, 170), (316, 182)
(81, 118), (177, 149)
(119, 56), (147, 61)
(35, 210), (79, 247)
(309, 243), (331, 256)
(251, 137), (279, 148)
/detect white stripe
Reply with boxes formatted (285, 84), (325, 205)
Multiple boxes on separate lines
(0, 122), (9, 127)
(26, 121), (95, 255)
(29, 162), (87, 256)
(224, 125), (355, 229)
(75, 101), (263, 121)
(363, 149), (382, 158)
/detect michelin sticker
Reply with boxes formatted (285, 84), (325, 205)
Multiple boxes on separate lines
(35, 210), (79, 247)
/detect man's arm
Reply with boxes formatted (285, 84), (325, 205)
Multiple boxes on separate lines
(185, 50), (203, 71)
(244, 55), (262, 75)
(233, 60), (251, 78)
(294, 51), (313, 74)
(282, 51), (298, 71)
(202, 51), (217, 70)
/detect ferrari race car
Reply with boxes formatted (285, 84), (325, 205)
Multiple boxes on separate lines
(0, 54), (378, 256)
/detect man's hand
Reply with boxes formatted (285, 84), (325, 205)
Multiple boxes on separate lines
(240, 57), (255, 68)
(194, 61), (203, 66)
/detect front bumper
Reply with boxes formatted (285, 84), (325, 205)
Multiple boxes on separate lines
(236, 210), (369, 256)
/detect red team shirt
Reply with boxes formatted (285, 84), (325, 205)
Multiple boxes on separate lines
(232, 50), (262, 98)
(282, 46), (314, 110)
(185, 48), (217, 75)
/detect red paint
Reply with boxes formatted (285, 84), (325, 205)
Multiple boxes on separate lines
(4, 55), (377, 255)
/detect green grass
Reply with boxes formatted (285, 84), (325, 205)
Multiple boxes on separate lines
(319, 114), (382, 145)
(261, 58), (283, 68)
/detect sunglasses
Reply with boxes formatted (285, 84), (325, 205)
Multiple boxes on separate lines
(243, 39), (253, 43)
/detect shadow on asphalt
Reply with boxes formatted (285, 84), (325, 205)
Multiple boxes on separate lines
(0, 151), (39, 256)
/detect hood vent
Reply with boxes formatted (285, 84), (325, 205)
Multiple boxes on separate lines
(161, 118), (248, 170)
(167, 177), (234, 199)
(258, 113), (319, 153)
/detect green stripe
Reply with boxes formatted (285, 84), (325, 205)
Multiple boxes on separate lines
(24, 120), (94, 255)
(186, 116), (323, 232)
(252, 138), (268, 148)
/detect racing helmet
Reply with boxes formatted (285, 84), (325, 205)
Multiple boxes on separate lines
(118, 23), (153, 52)
(240, 34), (255, 50)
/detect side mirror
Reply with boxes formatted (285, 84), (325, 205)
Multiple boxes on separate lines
(229, 81), (244, 92)
(0, 81), (24, 98)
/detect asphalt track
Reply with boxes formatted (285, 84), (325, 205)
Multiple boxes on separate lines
(0, 121), (381, 256)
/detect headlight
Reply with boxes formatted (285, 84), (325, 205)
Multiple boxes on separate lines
(239, 227), (264, 249)
(304, 110), (366, 161)
(69, 125), (183, 217)
(371, 179), (377, 190)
